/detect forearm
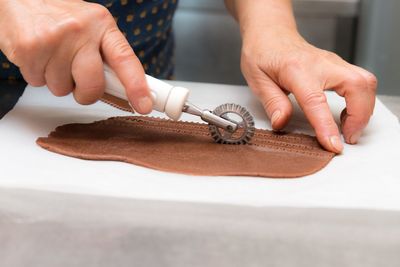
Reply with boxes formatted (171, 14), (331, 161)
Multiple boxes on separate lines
(224, 0), (298, 39)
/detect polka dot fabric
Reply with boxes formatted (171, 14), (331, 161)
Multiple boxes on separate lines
(0, 0), (178, 81)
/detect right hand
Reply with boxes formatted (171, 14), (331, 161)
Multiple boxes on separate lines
(0, 0), (153, 114)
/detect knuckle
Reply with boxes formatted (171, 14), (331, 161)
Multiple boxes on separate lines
(261, 95), (283, 112)
(347, 72), (367, 89)
(126, 81), (148, 96)
(240, 49), (256, 67)
(48, 84), (72, 97)
(320, 120), (338, 130)
(59, 5), (112, 35)
(303, 91), (327, 108)
(89, 3), (113, 21)
(249, 85), (264, 98)
(34, 24), (58, 44)
(350, 113), (370, 127)
(75, 84), (104, 105)
(30, 79), (46, 87)
(61, 18), (85, 34)
(85, 82), (105, 95)
(24, 76), (45, 87)
(73, 95), (87, 105)
(20, 68), (45, 86)
(280, 55), (303, 75)
(240, 54), (259, 80)
(74, 94), (96, 105)
(323, 51), (342, 61)
(110, 40), (135, 63)
(13, 36), (40, 59)
(365, 72), (378, 91)
(41, 29), (58, 45)
(53, 90), (71, 97)
(23, 36), (41, 51)
(240, 47), (269, 73)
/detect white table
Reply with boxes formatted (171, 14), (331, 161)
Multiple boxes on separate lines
(1, 81), (400, 267)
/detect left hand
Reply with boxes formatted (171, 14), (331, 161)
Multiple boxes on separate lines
(240, 27), (377, 153)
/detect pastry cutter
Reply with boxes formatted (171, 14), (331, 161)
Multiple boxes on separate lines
(103, 65), (255, 144)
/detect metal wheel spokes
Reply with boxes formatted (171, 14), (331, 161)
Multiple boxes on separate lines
(208, 103), (255, 145)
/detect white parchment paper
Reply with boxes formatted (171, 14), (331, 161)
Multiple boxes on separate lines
(0, 81), (399, 210)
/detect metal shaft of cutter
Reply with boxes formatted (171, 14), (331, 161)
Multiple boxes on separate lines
(182, 103), (238, 132)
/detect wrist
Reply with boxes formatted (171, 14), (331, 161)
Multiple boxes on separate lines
(241, 25), (305, 52)
(231, 0), (298, 41)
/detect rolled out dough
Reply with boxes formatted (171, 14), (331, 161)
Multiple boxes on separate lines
(37, 116), (335, 178)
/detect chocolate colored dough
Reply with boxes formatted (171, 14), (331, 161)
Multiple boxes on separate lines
(37, 116), (335, 178)
(101, 93), (134, 113)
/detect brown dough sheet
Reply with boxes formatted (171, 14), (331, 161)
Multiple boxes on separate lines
(36, 116), (335, 178)
(100, 93), (134, 113)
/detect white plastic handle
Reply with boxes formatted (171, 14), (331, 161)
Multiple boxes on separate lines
(104, 65), (189, 120)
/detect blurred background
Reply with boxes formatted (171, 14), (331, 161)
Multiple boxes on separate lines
(173, 0), (399, 96)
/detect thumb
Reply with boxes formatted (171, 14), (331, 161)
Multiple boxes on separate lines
(245, 70), (293, 130)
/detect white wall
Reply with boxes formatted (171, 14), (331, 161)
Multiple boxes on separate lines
(173, 0), (359, 85)
(356, 0), (400, 96)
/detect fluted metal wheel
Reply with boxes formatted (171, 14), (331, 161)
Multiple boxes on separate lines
(208, 103), (255, 145)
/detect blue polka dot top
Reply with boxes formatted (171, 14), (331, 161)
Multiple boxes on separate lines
(0, 0), (178, 81)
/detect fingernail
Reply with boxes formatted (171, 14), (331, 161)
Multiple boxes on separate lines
(349, 130), (362, 144)
(136, 96), (152, 114)
(329, 136), (343, 153)
(271, 110), (281, 127)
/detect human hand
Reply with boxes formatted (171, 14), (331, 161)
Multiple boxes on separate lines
(0, 0), (152, 113)
(240, 27), (377, 153)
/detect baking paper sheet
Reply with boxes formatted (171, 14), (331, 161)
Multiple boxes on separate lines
(0, 82), (399, 210)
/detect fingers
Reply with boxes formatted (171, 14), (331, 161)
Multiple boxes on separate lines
(245, 69), (292, 130)
(71, 46), (105, 105)
(284, 67), (343, 153)
(325, 63), (377, 144)
(45, 45), (75, 97)
(5, 20), (62, 87)
(20, 61), (47, 87)
(101, 27), (152, 114)
(15, 35), (55, 87)
(296, 90), (343, 153)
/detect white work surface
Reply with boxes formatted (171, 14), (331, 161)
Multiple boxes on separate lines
(1, 81), (399, 210)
